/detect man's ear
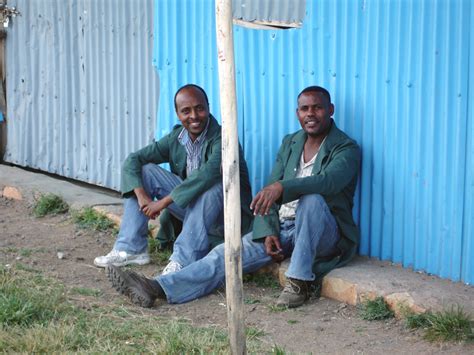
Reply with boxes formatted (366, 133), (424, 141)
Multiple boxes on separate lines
(329, 104), (334, 116)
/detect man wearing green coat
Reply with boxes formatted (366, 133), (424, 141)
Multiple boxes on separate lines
(250, 85), (360, 307)
(104, 85), (360, 310)
(94, 84), (253, 275)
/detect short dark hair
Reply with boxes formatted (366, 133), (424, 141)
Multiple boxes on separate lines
(297, 86), (331, 104)
(174, 84), (209, 110)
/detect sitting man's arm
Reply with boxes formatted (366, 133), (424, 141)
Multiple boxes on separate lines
(121, 135), (171, 198)
(120, 135), (173, 217)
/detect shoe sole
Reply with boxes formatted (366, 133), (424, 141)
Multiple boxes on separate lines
(106, 266), (154, 308)
(94, 257), (150, 268)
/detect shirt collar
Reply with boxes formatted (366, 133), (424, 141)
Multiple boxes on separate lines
(178, 116), (210, 145)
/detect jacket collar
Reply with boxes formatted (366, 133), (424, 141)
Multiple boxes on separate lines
(288, 120), (341, 176)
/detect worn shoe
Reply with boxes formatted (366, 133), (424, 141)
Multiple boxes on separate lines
(162, 260), (183, 275)
(276, 278), (310, 308)
(94, 249), (150, 268)
(107, 265), (165, 308)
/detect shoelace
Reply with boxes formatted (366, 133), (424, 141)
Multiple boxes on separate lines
(283, 279), (301, 294)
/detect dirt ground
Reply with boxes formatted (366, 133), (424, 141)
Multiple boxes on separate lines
(1, 196), (473, 354)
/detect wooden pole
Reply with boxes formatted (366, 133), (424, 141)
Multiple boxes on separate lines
(215, 0), (246, 354)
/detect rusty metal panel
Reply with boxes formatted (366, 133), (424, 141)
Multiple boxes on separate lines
(153, 0), (473, 284)
(4, 0), (159, 190)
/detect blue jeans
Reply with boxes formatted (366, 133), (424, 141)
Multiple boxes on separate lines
(157, 194), (340, 304)
(114, 164), (224, 266)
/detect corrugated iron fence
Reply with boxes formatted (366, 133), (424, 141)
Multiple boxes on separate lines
(4, 0), (158, 190)
(154, 0), (473, 284)
(3, 0), (473, 284)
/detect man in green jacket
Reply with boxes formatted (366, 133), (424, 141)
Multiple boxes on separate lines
(94, 84), (253, 275)
(105, 85), (360, 309)
(250, 85), (360, 307)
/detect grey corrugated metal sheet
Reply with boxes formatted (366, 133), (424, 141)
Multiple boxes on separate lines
(233, 0), (306, 25)
(4, 0), (158, 190)
(153, 0), (473, 284)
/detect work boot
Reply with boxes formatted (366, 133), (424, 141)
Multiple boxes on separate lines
(107, 265), (165, 308)
(276, 278), (310, 308)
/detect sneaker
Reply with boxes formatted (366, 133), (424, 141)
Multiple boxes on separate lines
(107, 265), (165, 308)
(161, 260), (182, 275)
(276, 278), (310, 308)
(94, 249), (150, 268)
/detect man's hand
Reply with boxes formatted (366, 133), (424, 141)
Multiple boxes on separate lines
(250, 182), (283, 216)
(134, 187), (153, 210)
(141, 195), (173, 219)
(264, 235), (284, 262)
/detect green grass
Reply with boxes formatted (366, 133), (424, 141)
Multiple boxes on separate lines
(71, 207), (116, 232)
(358, 297), (394, 321)
(243, 273), (280, 289)
(287, 319), (299, 324)
(70, 287), (102, 297)
(405, 307), (474, 342)
(267, 305), (287, 313)
(0, 265), (273, 353)
(0, 266), (70, 327)
(246, 326), (265, 340)
(33, 194), (69, 217)
(271, 344), (286, 354)
(147, 237), (173, 265)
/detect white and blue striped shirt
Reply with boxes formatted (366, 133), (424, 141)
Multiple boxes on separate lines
(177, 118), (210, 177)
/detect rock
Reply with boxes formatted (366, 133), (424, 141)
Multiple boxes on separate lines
(57, 252), (65, 259)
(384, 292), (426, 318)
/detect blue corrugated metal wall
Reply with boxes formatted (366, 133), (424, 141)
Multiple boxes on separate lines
(153, 0), (473, 284)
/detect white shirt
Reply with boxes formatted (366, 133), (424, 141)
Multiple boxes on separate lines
(278, 150), (318, 221)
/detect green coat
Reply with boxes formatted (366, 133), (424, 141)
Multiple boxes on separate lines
(252, 120), (361, 278)
(121, 115), (253, 246)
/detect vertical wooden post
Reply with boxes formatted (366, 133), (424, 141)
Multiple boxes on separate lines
(215, 0), (246, 354)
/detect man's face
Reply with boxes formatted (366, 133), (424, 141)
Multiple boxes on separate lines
(175, 87), (210, 141)
(296, 92), (334, 138)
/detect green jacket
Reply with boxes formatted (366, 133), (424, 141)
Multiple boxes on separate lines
(252, 120), (360, 278)
(121, 115), (253, 245)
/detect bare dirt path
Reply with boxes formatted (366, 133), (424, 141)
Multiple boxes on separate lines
(1, 197), (472, 354)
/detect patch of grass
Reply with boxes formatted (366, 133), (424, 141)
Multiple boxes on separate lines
(405, 307), (474, 342)
(271, 344), (286, 354)
(3, 247), (18, 253)
(15, 263), (40, 273)
(405, 311), (432, 329)
(246, 326), (265, 340)
(148, 237), (172, 265)
(287, 319), (299, 324)
(72, 207), (115, 232)
(244, 298), (261, 305)
(70, 287), (102, 297)
(0, 266), (70, 327)
(268, 304), (287, 313)
(358, 297), (394, 321)
(243, 273), (280, 289)
(19, 248), (33, 257)
(0, 265), (269, 353)
(33, 194), (69, 217)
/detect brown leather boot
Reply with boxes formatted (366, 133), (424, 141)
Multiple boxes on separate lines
(276, 278), (310, 308)
(107, 265), (165, 308)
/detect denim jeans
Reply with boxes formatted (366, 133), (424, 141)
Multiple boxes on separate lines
(114, 164), (224, 266)
(157, 193), (340, 304)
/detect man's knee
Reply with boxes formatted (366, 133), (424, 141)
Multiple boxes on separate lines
(141, 163), (160, 177)
(198, 182), (223, 202)
(298, 194), (326, 211)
